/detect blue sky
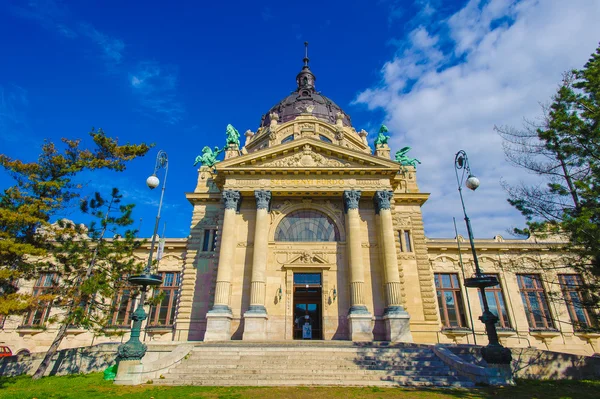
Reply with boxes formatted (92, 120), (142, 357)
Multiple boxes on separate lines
(1, 0), (600, 240)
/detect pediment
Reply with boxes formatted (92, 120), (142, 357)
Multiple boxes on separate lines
(217, 138), (400, 171)
(282, 251), (331, 269)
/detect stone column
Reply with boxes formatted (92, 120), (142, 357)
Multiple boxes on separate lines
(204, 190), (240, 341)
(374, 190), (413, 342)
(243, 190), (271, 340)
(343, 190), (373, 341)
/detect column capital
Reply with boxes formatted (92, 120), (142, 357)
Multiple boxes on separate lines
(254, 190), (272, 210)
(222, 190), (241, 210)
(343, 190), (361, 213)
(374, 190), (394, 214)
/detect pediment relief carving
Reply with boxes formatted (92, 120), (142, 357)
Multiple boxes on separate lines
(282, 250), (331, 269)
(220, 138), (399, 170)
(263, 145), (351, 168)
(289, 250), (328, 264)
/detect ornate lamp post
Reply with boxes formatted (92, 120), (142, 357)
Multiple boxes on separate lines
(454, 150), (512, 365)
(117, 151), (168, 361)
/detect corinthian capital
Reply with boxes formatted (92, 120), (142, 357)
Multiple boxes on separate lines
(343, 190), (361, 213)
(374, 190), (393, 214)
(222, 190), (241, 210)
(254, 190), (272, 210)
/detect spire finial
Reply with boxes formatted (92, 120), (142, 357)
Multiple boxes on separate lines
(303, 41), (309, 68)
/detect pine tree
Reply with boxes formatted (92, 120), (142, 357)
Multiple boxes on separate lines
(31, 189), (144, 379)
(497, 44), (600, 311)
(0, 130), (150, 315)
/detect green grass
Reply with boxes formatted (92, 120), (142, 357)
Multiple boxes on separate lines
(0, 373), (598, 399)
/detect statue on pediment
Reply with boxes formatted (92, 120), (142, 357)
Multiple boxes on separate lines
(374, 125), (390, 147)
(193, 146), (223, 167)
(225, 124), (240, 148)
(395, 146), (421, 168)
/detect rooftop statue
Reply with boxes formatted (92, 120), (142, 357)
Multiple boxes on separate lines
(226, 124), (240, 148)
(395, 146), (421, 168)
(194, 146), (223, 167)
(374, 125), (390, 147)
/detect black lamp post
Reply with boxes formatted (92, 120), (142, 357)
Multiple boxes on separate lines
(117, 151), (167, 361)
(454, 150), (512, 365)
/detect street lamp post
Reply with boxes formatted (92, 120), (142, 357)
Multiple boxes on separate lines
(117, 151), (168, 361)
(454, 150), (512, 365)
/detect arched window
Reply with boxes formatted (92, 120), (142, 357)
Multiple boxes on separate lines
(319, 134), (332, 143)
(275, 210), (340, 242)
(281, 135), (294, 144)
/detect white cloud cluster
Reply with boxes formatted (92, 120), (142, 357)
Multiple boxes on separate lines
(356, 0), (600, 238)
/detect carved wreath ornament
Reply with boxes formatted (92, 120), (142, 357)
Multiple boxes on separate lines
(263, 145), (350, 168)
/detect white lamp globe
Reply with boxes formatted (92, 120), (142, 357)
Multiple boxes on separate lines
(465, 175), (480, 191)
(146, 175), (160, 190)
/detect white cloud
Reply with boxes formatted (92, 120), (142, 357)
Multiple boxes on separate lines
(129, 61), (185, 124)
(356, 0), (600, 238)
(79, 23), (125, 66)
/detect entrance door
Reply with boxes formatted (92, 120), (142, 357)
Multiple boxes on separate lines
(293, 273), (322, 340)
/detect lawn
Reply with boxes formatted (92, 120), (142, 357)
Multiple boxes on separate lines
(0, 373), (598, 399)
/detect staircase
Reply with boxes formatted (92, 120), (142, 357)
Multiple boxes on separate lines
(157, 342), (474, 387)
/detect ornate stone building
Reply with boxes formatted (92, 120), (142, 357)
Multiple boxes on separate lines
(0, 53), (598, 357)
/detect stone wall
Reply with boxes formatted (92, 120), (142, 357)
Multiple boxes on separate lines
(0, 342), (118, 377)
(445, 344), (600, 380)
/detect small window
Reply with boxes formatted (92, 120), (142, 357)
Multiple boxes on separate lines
(319, 134), (332, 143)
(202, 229), (217, 252)
(294, 273), (321, 286)
(399, 230), (412, 252)
(404, 231), (412, 252)
(281, 135), (294, 144)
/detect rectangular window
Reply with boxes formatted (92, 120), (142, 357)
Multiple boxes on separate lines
(404, 231), (412, 252)
(559, 274), (596, 331)
(477, 275), (511, 329)
(202, 229), (216, 252)
(148, 272), (181, 327)
(22, 273), (56, 327)
(108, 278), (136, 327)
(517, 274), (554, 330)
(434, 273), (468, 328)
(399, 230), (412, 252)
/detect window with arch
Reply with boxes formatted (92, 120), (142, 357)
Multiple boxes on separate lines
(318, 134), (332, 143)
(275, 210), (340, 242)
(281, 135), (294, 144)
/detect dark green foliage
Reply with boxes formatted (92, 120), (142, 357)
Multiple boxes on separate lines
(497, 44), (600, 310)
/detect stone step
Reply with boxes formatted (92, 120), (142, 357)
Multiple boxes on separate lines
(191, 346), (433, 353)
(155, 343), (475, 388)
(166, 368), (460, 377)
(157, 378), (474, 388)
(186, 351), (439, 360)
(178, 359), (446, 368)
(159, 375), (472, 387)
